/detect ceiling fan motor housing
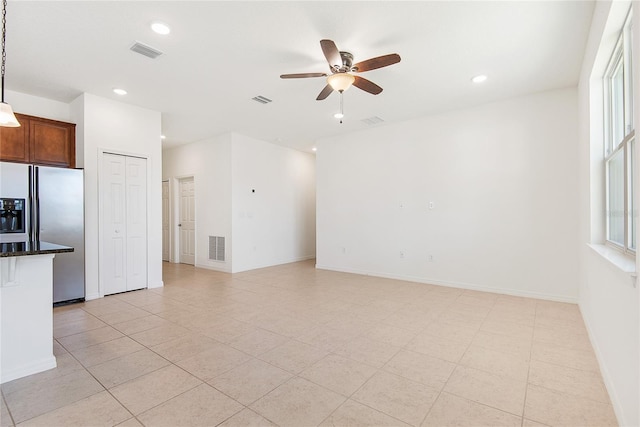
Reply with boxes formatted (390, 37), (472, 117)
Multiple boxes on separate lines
(336, 51), (354, 73)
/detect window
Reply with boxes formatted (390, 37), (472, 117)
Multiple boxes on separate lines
(604, 7), (634, 252)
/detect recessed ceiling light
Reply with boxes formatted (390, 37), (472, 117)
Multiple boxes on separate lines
(471, 75), (487, 83)
(113, 88), (127, 95)
(312, 147), (317, 152)
(151, 21), (171, 35)
(160, 135), (166, 140)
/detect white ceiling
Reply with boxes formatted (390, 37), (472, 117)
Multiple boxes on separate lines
(7, 1), (594, 152)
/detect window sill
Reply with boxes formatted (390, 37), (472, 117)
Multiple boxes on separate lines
(588, 244), (636, 277)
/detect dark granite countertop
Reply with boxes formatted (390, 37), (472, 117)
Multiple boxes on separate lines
(0, 241), (74, 257)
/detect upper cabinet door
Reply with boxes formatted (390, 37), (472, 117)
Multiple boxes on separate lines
(0, 113), (75, 168)
(29, 117), (76, 168)
(0, 114), (30, 163)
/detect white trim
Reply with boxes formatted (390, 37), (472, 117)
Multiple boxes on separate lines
(588, 243), (637, 280)
(0, 356), (57, 385)
(580, 306), (626, 426)
(315, 264), (579, 303)
(230, 255), (316, 274)
(194, 262), (232, 274)
(84, 292), (101, 301)
(98, 148), (151, 298)
(147, 280), (164, 289)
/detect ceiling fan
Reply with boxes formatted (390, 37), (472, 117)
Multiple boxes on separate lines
(280, 39), (401, 100)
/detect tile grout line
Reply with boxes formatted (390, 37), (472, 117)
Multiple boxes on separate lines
(0, 388), (17, 427)
(520, 298), (539, 427)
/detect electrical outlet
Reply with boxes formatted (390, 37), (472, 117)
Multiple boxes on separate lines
(341, 247), (346, 254)
(428, 254), (434, 262)
(428, 201), (434, 210)
(400, 251), (405, 258)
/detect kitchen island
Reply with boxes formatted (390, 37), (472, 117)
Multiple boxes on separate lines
(0, 241), (73, 384)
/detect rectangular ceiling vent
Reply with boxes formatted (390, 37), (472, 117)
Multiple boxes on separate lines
(130, 41), (163, 59)
(252, 95), (272, 104)
(361, 116), (384, 125)
(209, 236), (225, 262)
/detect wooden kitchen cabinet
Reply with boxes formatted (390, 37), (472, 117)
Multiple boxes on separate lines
(0, 113), (76, 168)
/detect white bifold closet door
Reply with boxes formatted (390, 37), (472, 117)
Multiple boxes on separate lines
(101, 153), (148, 296)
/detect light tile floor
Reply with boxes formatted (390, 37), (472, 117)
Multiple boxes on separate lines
(1, 261), (618, 427)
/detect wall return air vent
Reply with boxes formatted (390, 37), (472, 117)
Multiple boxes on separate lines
(130, 41), (163, 59)
(209, 236), (225, 262)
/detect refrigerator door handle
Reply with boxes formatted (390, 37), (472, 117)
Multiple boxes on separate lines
(28, 165), (34, 242)
(34, 166), (40, 242)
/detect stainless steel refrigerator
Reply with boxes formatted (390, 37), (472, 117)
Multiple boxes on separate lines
(0, 162), (85, 304)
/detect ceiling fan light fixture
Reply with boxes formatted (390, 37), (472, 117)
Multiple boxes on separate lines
(327, 73), (355, 92)
(333, 112), (344, 119)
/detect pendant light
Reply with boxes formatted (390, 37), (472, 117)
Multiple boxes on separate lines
(0, 0), (20, 128)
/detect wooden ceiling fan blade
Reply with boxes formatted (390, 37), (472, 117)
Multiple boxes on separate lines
(353, 54), (401, 72)
(320, 39), (342, 70)
(316, 84), (334, 100)
(353, 76), (383, 95)
(280, 72), (327, 79)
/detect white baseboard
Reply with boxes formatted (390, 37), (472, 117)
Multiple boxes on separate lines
(147, 280), (164, 289)
(0, 355), (57, 384)
(314, 264), (578, 303)
(230, 254), (316, 273)
(84, 292), (101, 301)
(579, 305), (625, 426)
(195, 262), (232, 273)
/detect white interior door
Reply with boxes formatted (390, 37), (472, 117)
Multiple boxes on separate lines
(179, 177), (195, 265)
(101, 153), (148, 296)
(102, 153), (127, 295)
(162, 181), (170, 261)
(125, 157), (147, 291)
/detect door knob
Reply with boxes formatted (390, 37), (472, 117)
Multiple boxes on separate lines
(178, 224), (182, 227)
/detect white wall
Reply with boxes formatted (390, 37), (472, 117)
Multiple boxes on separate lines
(231, 133), (316, 272)
(577, 1), (640, 426)
(7, 91), (163, 300)
(71, 93), (163, 299)
(163, 132), (316, 273)
(317, 87), (579, 302)
(162, 134), (233, 272)
(5, 89), (71, 123)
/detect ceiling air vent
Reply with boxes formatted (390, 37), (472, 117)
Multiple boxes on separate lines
(252, 95), (272, 104)
(361, 116), (384, 125)
(130, 41), (163, 59)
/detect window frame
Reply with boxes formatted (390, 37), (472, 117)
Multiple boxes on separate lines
(604, 7), (635, 254)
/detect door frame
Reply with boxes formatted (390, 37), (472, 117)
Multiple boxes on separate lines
(172, 175), (196, 265)
(97, 148), (150, 298)
(162, 180), (171, 262)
